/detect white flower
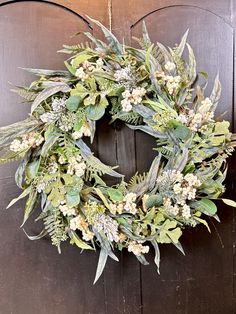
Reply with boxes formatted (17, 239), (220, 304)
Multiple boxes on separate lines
(59, 204), (77, 216)
(10, 133), (44, 152)
(173, 183), (182, 194)
(109, 202), (124, 215)
(192, 113), (202, 124)
(163, 197), (172, 208)
(128, 241), (149, 256)
(131, 87), (146, 104)
(82, 60), (95, 72)
(67, 156), (86, 177)
(177, 114), (188, 124)
(124, 192), (137, 203)
(121, 98), (132, 112)
(47, 161), (58, 174)
(182, 204), (191, 219)
(70, 215), (87, 230)
(75, 162), (86, 177)
(58, 155), (66, 164)
(166, 75), (181, 94)
(96, 58), (104, 69)
(72, 124), (92, 139)
(123, 193), (137, 214)
(10, 139), (22, 152)
(114, 66), (133, 81)
(184, 173), (201, 187)
(82, 229), (94, 241)
(51, 97), (66, 111)
(94, 214), (119, 242)
(37, 181), (46, 193)
(70, 215), (94, 241)
(164, 61), (176, 72)
(199, 97), (212, 113)
(169, 205), (179, 216)
(121, 87), (146, 112)
(40, 97), (67, 125)
(124, 202), (137, 215)
(40, 112), (57, 123)
(75, 67), (89, 81)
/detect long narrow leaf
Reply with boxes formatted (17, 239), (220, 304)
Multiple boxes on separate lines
(31, 83), (70, 113)
(93, 248), (108, 284)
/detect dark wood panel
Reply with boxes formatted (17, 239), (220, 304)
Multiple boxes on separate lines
(112, 1), (236, 313)
(0, 1), (109, 314)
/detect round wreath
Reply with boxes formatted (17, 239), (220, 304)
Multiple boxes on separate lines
(1, 18), (236, 283)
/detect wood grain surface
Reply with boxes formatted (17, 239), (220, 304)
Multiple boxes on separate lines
(0, 1), (235, 313)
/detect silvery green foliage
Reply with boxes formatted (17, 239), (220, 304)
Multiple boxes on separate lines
(0, 18), (235, 283)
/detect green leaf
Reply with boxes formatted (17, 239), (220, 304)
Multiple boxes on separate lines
(72, 54), (92, 68)
(167, 227), (182, 244)
(172, 123), (191, 140)
(87, 16), (123, 54)
(6, 187), (31, 209)
(151, 240), (160, 274)
(64, 61), (76, 75)
(15, 152), (30, 188)
(145, 44), (153, 71)
(93, 248), (108, 284)
(194, 216), (211, 232)
(107, 188), (123, 202)
(66, 95), (82, 112)
(172, 241), (185, 255)
(145, 194), (163, 209)
(186, 43), (196, 83)
(214, 121), (230, 135)
(66, 193), (80, 207)
(176, 29), (189, 57)
(20, 67), (71, 77)
(198, 71), (208, 80)
(71, 83), (89, 98)
(76, 139), (123, 178)
(31, 83), (70, 113)
(85, 104), (105, 120)
(25, 159), (40, 181)
(210, 73), (221, 106)
(21, 189), (38, 226)
(94, 187), (110, 209)
(136, 254), (149, 265)
(69, 231), (93, 250)
(23, 229), (47, 240)
(41, 131), (60, 157)
(222, 198), (236, 208)
(157, 219), (182, 244)
(198, 199), (217, 216)
(92, 174), (106, 186)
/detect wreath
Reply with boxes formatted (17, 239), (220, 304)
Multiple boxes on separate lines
(1, 18), (236, 283)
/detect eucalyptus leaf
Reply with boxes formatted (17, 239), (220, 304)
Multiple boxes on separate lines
(93, 248), (108, 284)
(66, 95), (81, 112)
(145, 194), (163, 209)
(85, 105), (105, 120)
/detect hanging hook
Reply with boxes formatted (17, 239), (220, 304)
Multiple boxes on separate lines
(108, 0), (112, 31)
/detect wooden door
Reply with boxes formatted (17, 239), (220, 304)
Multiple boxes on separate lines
(0, 1), (235, 313)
